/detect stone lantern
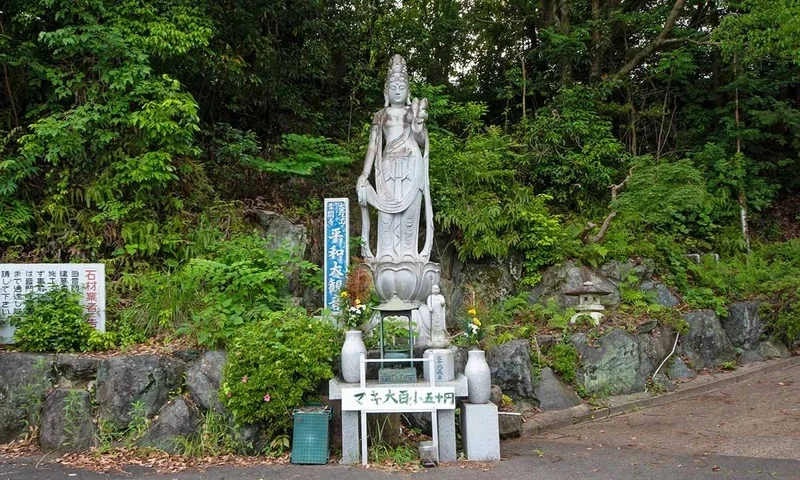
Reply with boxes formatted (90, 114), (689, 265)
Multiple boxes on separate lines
(375, 295), (418, 383)
(564, 281), (612, 326)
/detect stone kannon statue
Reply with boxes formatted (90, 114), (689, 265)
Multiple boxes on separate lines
(357, 54), (433, 264)
(358, 54), (442, 341)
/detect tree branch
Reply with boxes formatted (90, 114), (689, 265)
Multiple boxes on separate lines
(589, 212), (616, 243)
(661, 36), (719, 47)
(586, 167), (634, 243)
(612, 0), (688, 80)
(610, 166), (634, 202)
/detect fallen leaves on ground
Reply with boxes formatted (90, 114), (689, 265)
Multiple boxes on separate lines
(0, 439), (40, 457)
(54, 448), (290, 474)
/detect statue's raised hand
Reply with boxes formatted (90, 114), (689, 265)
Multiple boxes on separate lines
(411, 98), (428, 134)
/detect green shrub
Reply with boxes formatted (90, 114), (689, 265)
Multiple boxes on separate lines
(763, 295), (800, 345)
(684, 287), (727, 316)
(550, 343), (579, 384)
(613, 158), (717, 241)
(221, 310), (341, 442)
(9, 287), (96, 352)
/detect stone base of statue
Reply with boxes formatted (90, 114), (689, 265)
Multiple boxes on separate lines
(368, 260), (440, 343)
(368, 260), (440, 303)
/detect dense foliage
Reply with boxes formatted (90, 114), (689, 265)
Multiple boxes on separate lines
(2, 1), (799, 339)
(2, 0), (799, 267)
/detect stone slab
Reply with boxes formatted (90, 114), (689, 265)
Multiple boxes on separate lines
(340, 410), (360, 464)
(498, 412), (522, 439)
(461, 401), (500, 461)
(437, 409), (456, 462)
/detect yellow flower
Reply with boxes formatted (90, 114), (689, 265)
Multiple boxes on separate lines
(340, 291), (349, 298)
(355, 298), (361, 305)
(472, 317), (481, 326)
(467, 308), (477, 315)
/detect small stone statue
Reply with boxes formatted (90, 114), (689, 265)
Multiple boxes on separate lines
(427, 284), (449, 348)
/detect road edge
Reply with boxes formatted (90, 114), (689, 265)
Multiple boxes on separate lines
(522, 355), (800, 435)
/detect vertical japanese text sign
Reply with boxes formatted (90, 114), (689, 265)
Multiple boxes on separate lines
(324, 198), (349, 313)
(0, 263), (106, 343)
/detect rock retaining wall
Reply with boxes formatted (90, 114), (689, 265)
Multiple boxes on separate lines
(0, 301), (792, 452)
(0, 351), (230, 453)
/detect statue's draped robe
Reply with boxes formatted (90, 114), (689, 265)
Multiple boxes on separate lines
(359, 108), (433, 263)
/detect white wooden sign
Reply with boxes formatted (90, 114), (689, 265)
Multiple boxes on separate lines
(341, 386), (456, 412)
(0, 263), (106, 343)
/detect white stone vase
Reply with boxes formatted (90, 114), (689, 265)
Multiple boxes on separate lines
(341, 330), (367, 383)
(464, 349), (491, 404)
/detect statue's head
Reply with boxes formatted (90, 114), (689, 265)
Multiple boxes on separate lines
(384, 54), (411, 107)
(431, 284), (440, 294)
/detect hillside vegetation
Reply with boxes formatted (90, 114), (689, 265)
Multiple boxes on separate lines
(1, 0), (799, 347)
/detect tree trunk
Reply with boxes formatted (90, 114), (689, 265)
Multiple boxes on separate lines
(558, 0), (572, 86)
(590, 0), (601, 82)
(539, 0), (556, 30)
(734, 54), (751, 252)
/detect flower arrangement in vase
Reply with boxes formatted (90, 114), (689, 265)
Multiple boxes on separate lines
(337, 264), (376, 383)
(460, 291), (491, 404)
(335, 264), (375, 331)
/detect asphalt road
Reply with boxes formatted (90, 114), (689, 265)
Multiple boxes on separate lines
(2, 364), (799, 480)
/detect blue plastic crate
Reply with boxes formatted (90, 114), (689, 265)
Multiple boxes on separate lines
(291, 406), (331, 464)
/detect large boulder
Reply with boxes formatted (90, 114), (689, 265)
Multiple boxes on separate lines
(598, 259), (654, 284)
(758, 340), (791, 359)
(529, 261), (620, 308)
(186, 351), (227, 413)
(640, 281), (680, 307)
(533, 367), (582, 411)
(738, 350), (764, 365)
(487, 340), (535, 399)
(252, 210), (308, 257)
(681, 310), (736, 369)
(95, 355), (185, 428)
(636, 325), (676, 383)
(0, 353), (55, 442)
(55, 354), (100, 385)
(667, 357), (696, 380)
(448, 258), (519, 329)
(723, 301), (763, 350)
(138, 397), (200, 454)
(39, 388), (96, 452)
(572, 329), (644, 395)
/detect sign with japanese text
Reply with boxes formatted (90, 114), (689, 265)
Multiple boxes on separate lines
(324, 198), (349, 313)
(0, 264), (106, 343)
(341, 386), (456, 412)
